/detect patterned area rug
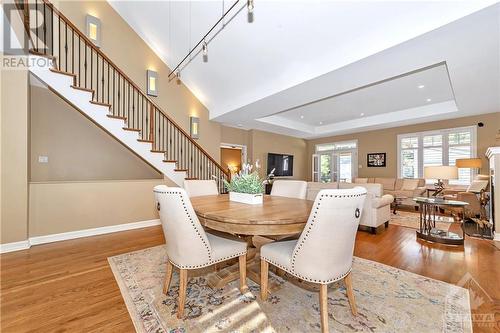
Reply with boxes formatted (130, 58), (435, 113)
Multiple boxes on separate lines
(391, 211), (454, 231)
(108, 245), (471, 333)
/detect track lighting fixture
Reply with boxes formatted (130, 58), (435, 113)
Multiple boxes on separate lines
(168, 0), (254, 79)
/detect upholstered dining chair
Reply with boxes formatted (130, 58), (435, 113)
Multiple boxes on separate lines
(270, 180), (307, 199)
(183, 179), (219, 197)
(260, 187), (367, 333)
(153, 185), (248, 318)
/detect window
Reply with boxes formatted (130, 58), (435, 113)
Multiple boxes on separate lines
(398, 126), (476, 185)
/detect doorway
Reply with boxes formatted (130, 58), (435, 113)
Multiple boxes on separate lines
(312, 141), (358, 183)
(220, 143), (247, 177)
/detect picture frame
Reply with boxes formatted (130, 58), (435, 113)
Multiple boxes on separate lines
(367, 153), (386, 167)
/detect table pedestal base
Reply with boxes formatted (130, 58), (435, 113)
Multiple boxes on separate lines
(416, 229), (464, 245)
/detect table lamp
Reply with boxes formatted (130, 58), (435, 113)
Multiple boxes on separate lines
(424, 166), (458, 197)
(456, 158), (482, 175)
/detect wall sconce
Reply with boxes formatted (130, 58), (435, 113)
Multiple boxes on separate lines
(147, 70), (158, 97)
(190, 116), (199, 139)
(85, 15), (101, 47)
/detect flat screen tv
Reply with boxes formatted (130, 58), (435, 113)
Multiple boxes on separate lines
(267, 153), (293, 177)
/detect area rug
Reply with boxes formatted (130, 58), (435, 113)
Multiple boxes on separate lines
(391, 210), (454, 231)
(108, 245), (471, 333)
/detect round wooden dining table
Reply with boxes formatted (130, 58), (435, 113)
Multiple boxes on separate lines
(190, 194), (314, 289)
(190, 194), (314, 236)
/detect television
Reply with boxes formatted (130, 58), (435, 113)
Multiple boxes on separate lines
(267, 153), (294, 177)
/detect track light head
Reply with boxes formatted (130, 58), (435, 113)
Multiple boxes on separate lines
(202, 40), (208, 56)
(247, 0), (254, 13)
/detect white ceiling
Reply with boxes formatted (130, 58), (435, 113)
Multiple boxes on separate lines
(110, 1), (500, 138)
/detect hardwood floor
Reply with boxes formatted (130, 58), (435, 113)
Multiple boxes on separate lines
(1, 224), (498, 332)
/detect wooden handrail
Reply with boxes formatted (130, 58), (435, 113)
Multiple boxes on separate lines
(32, 0), (229, 178)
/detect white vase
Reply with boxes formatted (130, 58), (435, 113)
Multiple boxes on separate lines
(229, 192), (263, 205)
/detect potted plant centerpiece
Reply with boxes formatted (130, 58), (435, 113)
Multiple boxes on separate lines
(223, 161), (265, 205)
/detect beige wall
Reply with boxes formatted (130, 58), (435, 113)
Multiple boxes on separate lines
(221, 126), (308, 180)
(251, 130), (308, 180)
(1, 64), (30, 244)
(307, 112), (500, 180)
(28, 180), (167, 236)
(30, 85), (162, 181)
(1, 1), (31, 244)
(56, 1), (222, 161)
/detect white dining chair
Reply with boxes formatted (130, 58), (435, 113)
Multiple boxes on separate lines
(153, 185), (248, 318)
(260, 187), (367, 333)
(183, 179), (219, 197)
(270, 180), (307, 199)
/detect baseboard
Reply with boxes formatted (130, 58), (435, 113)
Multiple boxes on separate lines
(0, 240), (31, 254)
(0, 219), (160, 254)
(494, 231), (500, 242)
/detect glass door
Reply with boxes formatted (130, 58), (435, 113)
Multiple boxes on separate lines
(313, 143), (358, 183)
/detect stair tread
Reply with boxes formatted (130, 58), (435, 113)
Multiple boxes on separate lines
(184, 177), (198, 180)
(49, 68), (76, 78)
(123, 127), (141, 132)
(163, 160), (177, 163)
(71, 85), (94, 93)
(151, 150), (166, 153)
(29, 50), (57, 61)
(90, 100), (112, 108)
(174, 169), (188, 172)
(138, 139), (154, 143)
(107, 114), (127, 120)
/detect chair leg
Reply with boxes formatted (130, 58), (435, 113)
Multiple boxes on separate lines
(384, 221), (389, 228)
(163, 260), (173, 295)
(239, 254), (248, 293)
(177, 269), (188, 319)
(344, 272), (357, 316)
(319, 284), (329, 333)
(260, 259), (269, 301)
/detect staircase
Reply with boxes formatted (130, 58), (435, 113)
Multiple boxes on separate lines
(18, 0), (229, 190)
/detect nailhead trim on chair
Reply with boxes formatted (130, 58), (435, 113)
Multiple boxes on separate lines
(261, 192), (366, 284)
(169, 250), (247, 270)
(154, 188), (247, 270)
(261, 254), (353, 284)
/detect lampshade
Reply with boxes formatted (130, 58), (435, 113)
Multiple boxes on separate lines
(424, 166), (458, 180)
(455, 158), (482, 168)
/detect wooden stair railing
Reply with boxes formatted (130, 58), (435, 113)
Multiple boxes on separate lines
(18, 0), (229, 191)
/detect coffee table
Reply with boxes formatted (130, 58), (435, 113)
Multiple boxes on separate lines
(391, 195), (408, 214)
(413, 197), (468, 246)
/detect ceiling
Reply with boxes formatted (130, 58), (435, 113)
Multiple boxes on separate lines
(110, 1), (500, 138)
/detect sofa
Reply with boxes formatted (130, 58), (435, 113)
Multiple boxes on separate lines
(354, 177), (426, 207)
(306, 182), (394, 233)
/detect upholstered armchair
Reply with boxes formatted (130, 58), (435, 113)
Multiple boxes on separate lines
(442, 176), (489, 218)
(153, 185), (247, 318)
(260, 187), (367, 333)
(183, 179), (219, 197)
(270, 180), (308, 199)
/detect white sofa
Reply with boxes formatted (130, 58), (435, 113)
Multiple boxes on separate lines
(306, 182), (394, 233)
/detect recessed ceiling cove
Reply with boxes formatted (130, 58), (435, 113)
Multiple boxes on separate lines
(256, 63), (457, 137)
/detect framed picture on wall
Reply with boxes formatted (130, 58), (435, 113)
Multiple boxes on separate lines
(367, 153), (386, 167)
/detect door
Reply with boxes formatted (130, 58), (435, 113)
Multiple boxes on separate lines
(312, 150), (357, 183)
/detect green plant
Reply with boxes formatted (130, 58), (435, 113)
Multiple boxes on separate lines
(223, 162), (264, 194)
